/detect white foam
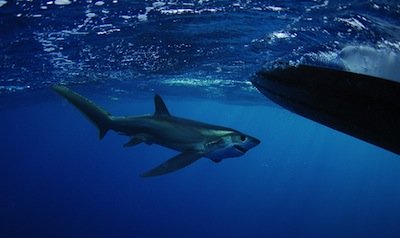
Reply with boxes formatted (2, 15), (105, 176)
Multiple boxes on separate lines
(61, 30), (89, 35)
(44, 47), (56, 52)
(160, 9), (194, 15)
(273, 32), (290, 39)
(120, 15), (132, 20)
(0, 0), (7, 8)
(337, 17), (366, 30)
(307, 50), (339, 64)
(95, 1), (104, 6)
(137, 6), (155, 22)
(54, 0), (71, 6)
(164, 78), (224, 87)
(86, 12), (96, 18)
(310, 0), (329, 9)
(339, 45), (400, 82)
(382, 40), (400, 51)
(199, 8), (219, 13)
(97, 28), (120, 35)
(161, 78), (257, 95)
(265, 6), (284, 12)
(153, 2), (166, 8)
(0, 85), (31, 92)
(137, 14), (148, 22)
(269, 31), (296, 40)
(95, 24), (113, 28)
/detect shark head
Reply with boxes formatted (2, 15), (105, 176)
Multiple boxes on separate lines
(233, 133), (261, 155)
(205, 131), (260, 161)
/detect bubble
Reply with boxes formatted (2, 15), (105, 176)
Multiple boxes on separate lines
(95, 1), (104, 6)
(54, 0), (72, 6)
(0, 0), (6, 8)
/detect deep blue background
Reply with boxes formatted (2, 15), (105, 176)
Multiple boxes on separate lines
(1, 93), (400, 238)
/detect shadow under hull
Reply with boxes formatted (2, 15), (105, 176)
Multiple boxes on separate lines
(252, 65), (400, 155)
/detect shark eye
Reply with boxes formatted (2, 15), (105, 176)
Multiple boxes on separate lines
(240, 135), (246, 141)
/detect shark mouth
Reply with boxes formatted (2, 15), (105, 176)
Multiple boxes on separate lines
(234, 145), (247, 154)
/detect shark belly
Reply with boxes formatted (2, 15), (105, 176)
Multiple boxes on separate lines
(205, 147), (244, 160)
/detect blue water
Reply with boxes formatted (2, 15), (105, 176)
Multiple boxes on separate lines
(1, 1), (400, 237)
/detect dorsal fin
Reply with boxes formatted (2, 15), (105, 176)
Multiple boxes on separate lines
(154, 94), (170, 116)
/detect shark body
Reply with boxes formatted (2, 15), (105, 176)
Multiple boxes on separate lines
(53, 86), (260, 177)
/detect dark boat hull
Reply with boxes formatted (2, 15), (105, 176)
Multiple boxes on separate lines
(252, 65), (400, 155)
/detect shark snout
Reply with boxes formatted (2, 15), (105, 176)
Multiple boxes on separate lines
(252, 137), (261, 145)
(235, 135), (260, 154)
(248, 136), (261, 146)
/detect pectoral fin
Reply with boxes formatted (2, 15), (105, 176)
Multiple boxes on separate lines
(141, 151), (203, 177)
(123, 137), (144, 147)
(124, 134), (153, 147)
(211, 158), (222, 163)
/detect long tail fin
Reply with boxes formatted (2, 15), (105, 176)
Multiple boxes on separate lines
(53, 85), (112, 139)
